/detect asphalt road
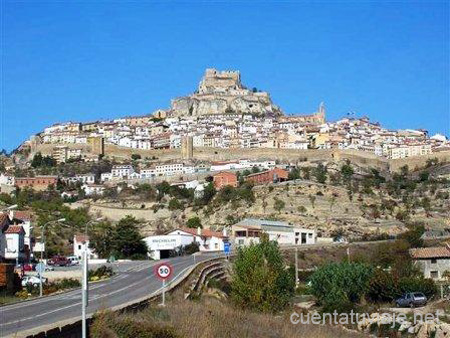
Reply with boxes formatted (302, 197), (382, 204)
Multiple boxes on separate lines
(0, 253), (218, 337)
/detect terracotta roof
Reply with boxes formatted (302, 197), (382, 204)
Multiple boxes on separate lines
(13, 211), (33, 221)
(409, 246), (450, 259)
(75, 234), (89, 243)
(4, 225), (25, 234)
(179, 228), (227, 239)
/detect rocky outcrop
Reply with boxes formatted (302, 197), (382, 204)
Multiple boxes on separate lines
(170, 69), (282, 117)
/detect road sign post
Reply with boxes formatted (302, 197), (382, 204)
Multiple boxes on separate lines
(36, 262), (45, 297)
(82, 250), (89, 338)
(154, 263), (173, 307)
(224, 242), (230, 259)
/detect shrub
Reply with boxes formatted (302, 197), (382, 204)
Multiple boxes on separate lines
(183, 242), (200, 255)
(89, 266), (115, 281)
(231, 235), (295, 312)
(309, 262), (373, 313)
(187, 217), (202, 229)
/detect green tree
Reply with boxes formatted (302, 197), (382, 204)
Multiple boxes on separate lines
(310, 262), (374, 313)
(231, 235), (295, 312)
(168, 198), (183, 210)
(273, 198), (285, 214)
(131, 153), (141, 160)
(340, 162), (354, 183)
(90, 220), (116, 258)
(288, 167), (301, 180)
(187, 216), (202, 229)
(31, 152), (43, 168)
(301, 167), (311, 180)
(314, 164), (327, 184)
(112, 216), (148, 259)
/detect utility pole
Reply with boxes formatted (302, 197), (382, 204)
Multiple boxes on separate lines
(295, 247), (299, 287)
(39, 226), (45, 297)
(82, 249), (88, 338)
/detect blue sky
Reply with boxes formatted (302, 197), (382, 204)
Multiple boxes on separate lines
(1, 1), (449, 151)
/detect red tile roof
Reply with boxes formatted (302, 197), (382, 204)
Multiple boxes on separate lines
(13, 211), (33, 221)
(410, 246), (450, 259)
(4, 225), (25, 234)
(75, 234), (89, 243)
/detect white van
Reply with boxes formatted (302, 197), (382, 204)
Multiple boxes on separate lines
(67, 256), (80, 266)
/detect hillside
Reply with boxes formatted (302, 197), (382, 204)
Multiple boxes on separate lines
(68, 159), (449, 240)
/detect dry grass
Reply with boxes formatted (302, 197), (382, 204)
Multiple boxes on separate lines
(91, 296), (365, 338)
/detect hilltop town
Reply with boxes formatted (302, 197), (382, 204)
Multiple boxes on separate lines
(10, 68), (448, 165)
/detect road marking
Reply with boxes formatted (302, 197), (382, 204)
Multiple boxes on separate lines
(1, 256), (214, 330)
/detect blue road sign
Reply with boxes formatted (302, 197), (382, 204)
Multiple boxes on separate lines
(36, 263), (45, 275)
(224, 242), (231, 254)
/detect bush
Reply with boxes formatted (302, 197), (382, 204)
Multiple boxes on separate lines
(89, 266), (115, 281)
(231, 235), (295, 313)
(309, 262), (373, 313)
(187, 217), (202, 229)
(183, 242), (200, 255)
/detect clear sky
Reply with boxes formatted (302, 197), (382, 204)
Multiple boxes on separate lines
(1, 1), (449, 151)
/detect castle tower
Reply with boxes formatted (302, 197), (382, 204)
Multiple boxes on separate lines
(181, 135), (194, 159)
(317, 102), (326, 124)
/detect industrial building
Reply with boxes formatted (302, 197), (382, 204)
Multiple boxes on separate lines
(231, 218), (316, 247)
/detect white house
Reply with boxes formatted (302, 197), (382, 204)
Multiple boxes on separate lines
(73, 234), (98, 260)
(82, 184), (105, 196)
(4, 225), (26, 262)
(111, 165), (135, 178)
(144, 227), (228, 260)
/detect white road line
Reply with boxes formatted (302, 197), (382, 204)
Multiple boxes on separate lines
(1, 260), (192, 328)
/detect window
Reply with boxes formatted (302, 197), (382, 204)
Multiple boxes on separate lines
(78, 245), (82, 250)
(431, 258), (437, 264)
(430, 271), (439, 279)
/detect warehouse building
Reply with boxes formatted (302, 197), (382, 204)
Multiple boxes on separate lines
(231, 218), (316, 247)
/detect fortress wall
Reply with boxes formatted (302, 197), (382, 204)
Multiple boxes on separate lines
(33, 142), (449, 173)
(388, 151), (450, 172)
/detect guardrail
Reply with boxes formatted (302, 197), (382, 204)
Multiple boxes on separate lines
(185, 260), (228, 299)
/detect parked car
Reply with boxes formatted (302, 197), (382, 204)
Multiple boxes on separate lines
(396, 292), (428, 307)
(23, 263), (36, 272)
(48, 255), (69, 267)
(21, 275), (47, 287)
(67, 256), (80, 266)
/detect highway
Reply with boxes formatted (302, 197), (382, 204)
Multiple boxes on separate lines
(0, 254), (218, 338)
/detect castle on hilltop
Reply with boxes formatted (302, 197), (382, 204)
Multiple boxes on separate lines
(169, 68), (282, 117)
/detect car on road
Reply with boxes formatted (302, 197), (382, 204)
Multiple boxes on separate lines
(396, 292), (427, 307)
(67, 256), (80, 266)
(23, 263), (36, 272)
(21, 275), (47, 287)
(48, 255), (70, 267)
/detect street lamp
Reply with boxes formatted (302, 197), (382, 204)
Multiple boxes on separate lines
(39, 218), (66, 297)
(0, 204), (18, 213)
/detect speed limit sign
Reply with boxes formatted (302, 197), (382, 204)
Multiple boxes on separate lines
(154, 263), (173, 280)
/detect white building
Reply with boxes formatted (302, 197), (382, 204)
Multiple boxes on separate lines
(231, 218), (316, 247)
(82, 184), (105, 196)
(111, 165), (135, 178)
(73, 234), (98, 260)
(144, 227), (228, 260)
(4, 225), (26, 262)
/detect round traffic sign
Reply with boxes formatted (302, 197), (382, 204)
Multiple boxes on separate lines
(154, 263), (173, 280)
(36, 263), (45, 274)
